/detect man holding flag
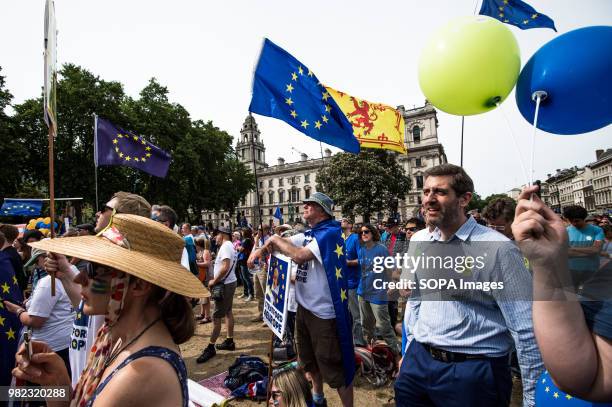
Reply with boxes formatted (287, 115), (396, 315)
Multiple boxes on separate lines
(252, 192), (355, 407)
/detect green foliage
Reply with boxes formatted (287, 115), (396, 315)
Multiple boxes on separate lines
(316, 149), (411, 222)
(1, 65), (254, 222)
(467, 192), (513, 212)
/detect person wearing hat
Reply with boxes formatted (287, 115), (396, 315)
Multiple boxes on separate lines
(3, 246), (74, 381)
(45, 192), (154, 387)
(12, 214), (208, 406)
(197, 225), (238, 363)
(249, 192), (355, 407)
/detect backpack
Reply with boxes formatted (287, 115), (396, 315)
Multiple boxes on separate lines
(354, 342), (396, 387)
(224, 355), (268, 391)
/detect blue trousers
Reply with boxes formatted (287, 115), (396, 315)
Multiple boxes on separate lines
(394, 341), (512, 407)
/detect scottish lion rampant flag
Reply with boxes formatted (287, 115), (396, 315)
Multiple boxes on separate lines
(94, 116), (172, 178)
(0, 252), (24, 386)
(480, 0), (556, 31)
(304, 218), (355, 386)
(249, 38), (360, 154)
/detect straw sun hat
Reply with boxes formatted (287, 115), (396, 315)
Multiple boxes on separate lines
(29, 213), (209, 298)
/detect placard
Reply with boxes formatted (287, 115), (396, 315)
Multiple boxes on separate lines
(263, 253), (292, 339)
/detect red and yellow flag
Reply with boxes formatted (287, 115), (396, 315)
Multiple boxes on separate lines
(326, 87), (406, 154)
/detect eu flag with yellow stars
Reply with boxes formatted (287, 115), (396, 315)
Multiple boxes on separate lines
(303, 218), (355, 386)
(249, 38), (360, 154)
(1, 199), (43, 216)
(0, 251), (24, 386)
(94, 116), (172, 178)
(480, 0), (556, 31)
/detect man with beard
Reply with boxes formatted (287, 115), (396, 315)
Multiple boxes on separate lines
(395, 164), (542, 407)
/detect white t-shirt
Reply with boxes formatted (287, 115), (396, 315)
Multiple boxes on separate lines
(213, 240), (237, 284)
(289, 233), (335, 319)
(69, 300), (105, 386)
(26, 275), (75, 352)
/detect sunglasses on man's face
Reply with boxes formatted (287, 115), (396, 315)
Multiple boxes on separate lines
(360, 230), (371, 235)
(406, 227), (418, 232)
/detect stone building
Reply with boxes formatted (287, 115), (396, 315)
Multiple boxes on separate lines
(541, 148), (612, 215)
(202, 102), (447, 227)
(592, 149), (612, 213)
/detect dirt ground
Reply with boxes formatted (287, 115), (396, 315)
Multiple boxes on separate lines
(181, 290), (522, 407)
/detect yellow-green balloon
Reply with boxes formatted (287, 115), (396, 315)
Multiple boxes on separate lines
(418, 16), (521, 116)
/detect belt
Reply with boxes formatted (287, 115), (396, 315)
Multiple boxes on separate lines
(421, 343), (493, 363)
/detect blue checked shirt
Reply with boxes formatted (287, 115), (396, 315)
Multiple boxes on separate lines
(403, 216), (543, 407)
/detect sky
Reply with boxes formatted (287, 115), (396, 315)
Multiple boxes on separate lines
(1, 0), (611, 197)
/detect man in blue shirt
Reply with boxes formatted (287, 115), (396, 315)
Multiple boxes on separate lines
(563, 205), (605, 289)
(396, 164), (543, 407)
(343, 218), (366, 347)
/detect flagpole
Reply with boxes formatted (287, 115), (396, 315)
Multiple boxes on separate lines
(93, 114), (99, 212)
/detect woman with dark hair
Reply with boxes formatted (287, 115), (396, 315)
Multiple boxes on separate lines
(12, 214), (209, 407)
(356, 223), (401, 356)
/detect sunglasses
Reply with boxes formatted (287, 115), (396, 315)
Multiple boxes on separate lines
(151, 214), (168, 223)
(77, 262), (112, 279)
(360, 230), (371, 235)
(406, 227), (418, 232)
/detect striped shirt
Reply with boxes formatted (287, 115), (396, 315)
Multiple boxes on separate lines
(403, 216), (543, 407)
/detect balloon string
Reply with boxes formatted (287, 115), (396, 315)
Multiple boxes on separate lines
(497, 102), (530, 188)
(530, 94), (542, 187)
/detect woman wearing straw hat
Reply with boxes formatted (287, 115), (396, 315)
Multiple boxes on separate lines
(12, 214), (209, 407)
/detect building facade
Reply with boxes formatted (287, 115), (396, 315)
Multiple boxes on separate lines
(591, 149), (612, 212)
(541, 148), (612, 215)
(202, 102), (447, 227)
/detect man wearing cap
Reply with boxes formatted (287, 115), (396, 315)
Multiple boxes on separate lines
(45, 192), (153, 386)
(250, 192), (355, 407)
(197, 225), (238, 363)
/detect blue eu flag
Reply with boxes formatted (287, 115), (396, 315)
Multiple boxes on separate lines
(249, 39), (360, 154)
(273, 206), (282, 222)
(1, 199), (43, 216)
(304, 219), (355, 386)
(0, 252), (24, 386)
(480, 0), (556, 31)
(94, 117), (172, 178)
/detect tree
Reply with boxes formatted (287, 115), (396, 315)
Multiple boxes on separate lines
(9, 66), (254, 222)
(316, 149), (411, 222)
(0, 67), (28, 198)
(466, 192), (484, 212)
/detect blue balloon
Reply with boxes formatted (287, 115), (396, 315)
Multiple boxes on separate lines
(516, 26), (612, 135)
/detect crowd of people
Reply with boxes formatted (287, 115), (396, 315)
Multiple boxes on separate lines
(0, 163), (611, 406)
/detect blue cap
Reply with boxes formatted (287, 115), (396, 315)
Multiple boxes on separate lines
(302, 192), (334, 217)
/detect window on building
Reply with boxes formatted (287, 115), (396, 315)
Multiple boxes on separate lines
(416, 175), (424, 189)
(279, 190), (285, 203)
(268, 179), (274, 187)
(280, 207), (284, 214)
(259, 181), (263, 188)
(259, 194), (264, 204)
(304, 188), (311, 199)
(415, 158), (421, 167)
(257, 150), (262, 160)
(413, 126), (421, 143)
(269, 208), (273, 215)
(269, 191), (274, 204)
(305, 174), (310, 183)
(241, 150), (245, 159)
(291, 188), (300, 202)
(279, 178), (284, 186)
